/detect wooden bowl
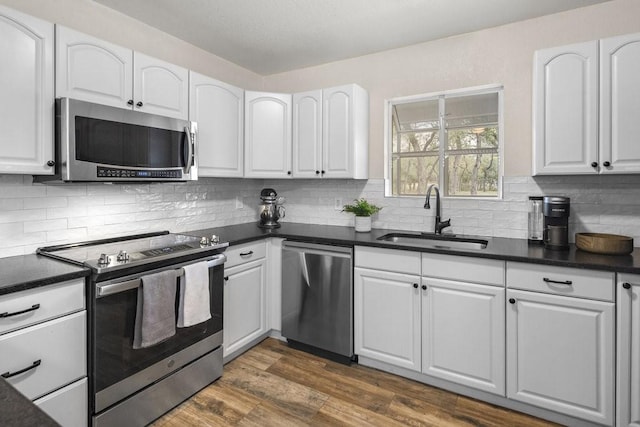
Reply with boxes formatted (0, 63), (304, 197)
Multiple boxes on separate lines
(575, 233), (634, 255)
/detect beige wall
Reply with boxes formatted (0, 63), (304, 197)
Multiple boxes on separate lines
(262, 0), (640, 178)
(0, 0), (262, 89)
(3, 0), (640, 179)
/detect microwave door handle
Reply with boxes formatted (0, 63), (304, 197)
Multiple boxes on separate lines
(183, 125), (194, 174)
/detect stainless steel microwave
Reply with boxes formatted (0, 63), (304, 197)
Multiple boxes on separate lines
(38, 98), (197, 182)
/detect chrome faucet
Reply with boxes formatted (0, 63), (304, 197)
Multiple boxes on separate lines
(424, 184), (451, 234)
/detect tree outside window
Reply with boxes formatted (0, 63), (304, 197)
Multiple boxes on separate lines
(388, 87), (502, 198)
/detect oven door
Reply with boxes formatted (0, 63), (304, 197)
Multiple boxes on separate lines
(92, 255), (224, 414)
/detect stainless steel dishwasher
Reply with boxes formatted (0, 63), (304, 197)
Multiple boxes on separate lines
(281, 241), (354, 363)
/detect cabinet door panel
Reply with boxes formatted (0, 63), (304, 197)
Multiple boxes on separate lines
(617, 274), (640, 427)
(244, 92), (292, 178)
(293, 90), (322, 178)
(190, 71), (243, 177)
(0, 311), (86, 400)
(533, 41), (598, 175)
(354, 267), (420, 371)
(507, 289), (614, 425)
(422, 278), (505, 395)
(0, 6), (54, 174)
(600, 33), (640, 173)
(223, 260), (266, 357)
(56, 25), (132, 109)
(323, 86), (352, 178)
(134, 52), (188, 120)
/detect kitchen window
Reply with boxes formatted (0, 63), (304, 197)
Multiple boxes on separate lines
(385, 85), (503, 198)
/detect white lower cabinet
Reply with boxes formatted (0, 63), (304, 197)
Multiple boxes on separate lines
(223, 242), (267, 359)
(617, 274), (640, 427)
(506, 263), (615, 425)
(354, 267), (421, 371)
(421, 278), (505, 395)
(354, 247), (505, 396)
(34, 377), (88, 427)
(0, 278), (87, 426)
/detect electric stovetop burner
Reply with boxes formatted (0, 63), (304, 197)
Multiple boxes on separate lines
(37, 231), (228, 274)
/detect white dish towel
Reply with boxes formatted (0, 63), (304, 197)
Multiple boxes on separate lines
(177, 261), (211, 327)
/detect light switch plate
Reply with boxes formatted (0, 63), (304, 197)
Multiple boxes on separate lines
(334, 198), (343, 210)
(235, 197), (243, 209)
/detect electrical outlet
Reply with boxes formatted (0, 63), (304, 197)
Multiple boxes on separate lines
(334, 198), (343, 211)
(235, 196), (243, 209)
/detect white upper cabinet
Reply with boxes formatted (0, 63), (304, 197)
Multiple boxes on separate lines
(189, 71), (244, 177)
(533, 33), (640, 175)
(0, 6), (54, 174)
(244, 91), (292, 178)
(533, 41), (598, 175)
(292, 90), (322, 178)
(292, 84), (369, 179)
(56, 25), (188, 120)
(600, 33), (640, 174)
(133, 52), (188, 120)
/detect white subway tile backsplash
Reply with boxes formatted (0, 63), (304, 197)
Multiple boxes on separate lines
(0, 175), (639, 258)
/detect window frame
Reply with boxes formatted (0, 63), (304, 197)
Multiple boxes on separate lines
(384, 84), (504, 199)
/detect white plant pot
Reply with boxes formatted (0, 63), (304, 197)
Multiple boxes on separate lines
(354, 216), (372, 232)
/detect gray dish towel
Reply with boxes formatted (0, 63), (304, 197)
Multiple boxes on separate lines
(177, 261), (211, 327)
(133, 270), (177, 349)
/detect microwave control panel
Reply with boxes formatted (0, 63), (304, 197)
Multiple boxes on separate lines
(97, 166), (182, 179)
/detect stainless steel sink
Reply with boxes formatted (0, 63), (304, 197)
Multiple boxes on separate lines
(377, 233), (488, 250)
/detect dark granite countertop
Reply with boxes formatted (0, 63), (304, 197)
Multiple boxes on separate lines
(0, 379), (59, 427)
(186, 222), (640, 274)
(0, 254), (89, 296)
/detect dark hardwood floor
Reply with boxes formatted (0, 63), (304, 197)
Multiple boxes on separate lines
(152, 338), (558, 426)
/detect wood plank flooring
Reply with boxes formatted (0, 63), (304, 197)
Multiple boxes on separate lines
(152, 338), (558, 426)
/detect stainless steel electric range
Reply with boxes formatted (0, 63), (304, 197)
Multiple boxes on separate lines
(38, 231), (228, 427)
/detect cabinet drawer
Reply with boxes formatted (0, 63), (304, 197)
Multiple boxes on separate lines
(422, 253), (504, 286)
(0, 311), (86, 400)
(0, 279), (85, 335)
(225, 241), (266, 269)
(355, 246), (421, 275)
(34, 377), (88, 427)
(506, 262), (614, 301)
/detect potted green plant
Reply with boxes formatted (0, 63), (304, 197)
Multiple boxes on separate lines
(342, 198), (382, 232)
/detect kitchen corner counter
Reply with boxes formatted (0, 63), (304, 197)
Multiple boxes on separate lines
(186, 222), (640, 274)
(0, 379), (59, 427)
(0, 254), (89, 296)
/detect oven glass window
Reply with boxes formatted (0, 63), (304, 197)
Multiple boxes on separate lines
(75, 116), (185, 168)
(93, 265), (223, 394)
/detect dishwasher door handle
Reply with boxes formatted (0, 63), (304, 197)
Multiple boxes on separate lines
(282, 243), (352, 259)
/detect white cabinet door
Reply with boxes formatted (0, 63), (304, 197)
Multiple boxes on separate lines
(533, 41), (598, 175)
(617, 275), (640, 427)
(134, 52), (188, 120)
(223, 259), (267, 358)
(56, 25), (133, 110)
(323, 84), (368, 179)
(189, 71), (244, 177)
(292, 90), (322, 178)
(422, 278), (505, 395)
(600, 33), (640, 174)
(506, 289), (614, 425)
(354, 267), (421, 371)
(0, 6), (54, 174)
(34, 378), (88, 427)
(244, 91), (292, 178)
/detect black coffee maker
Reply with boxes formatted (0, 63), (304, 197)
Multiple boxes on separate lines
(543, 196), (570, 250)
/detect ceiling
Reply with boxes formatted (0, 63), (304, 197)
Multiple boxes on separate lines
(93, 0), (610, 75)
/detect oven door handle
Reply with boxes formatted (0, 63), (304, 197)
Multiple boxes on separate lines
(96, 254), (226, 298)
